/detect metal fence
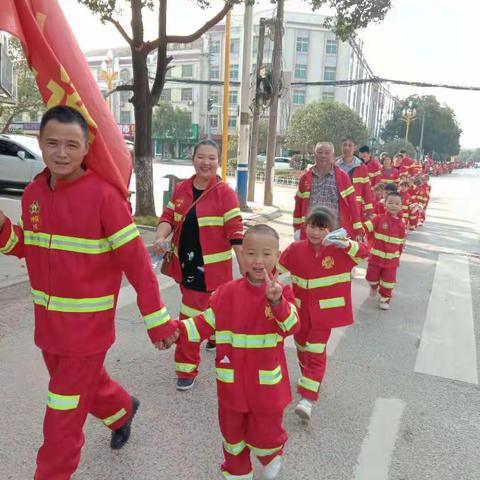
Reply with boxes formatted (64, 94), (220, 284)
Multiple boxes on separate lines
(226, 168), (300, 187)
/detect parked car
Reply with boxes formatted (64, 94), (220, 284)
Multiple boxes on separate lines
(274, 156), (292, 170)
(0, 134), (44, 189)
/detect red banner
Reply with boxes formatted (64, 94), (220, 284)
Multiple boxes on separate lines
(0, 0), (132, 197)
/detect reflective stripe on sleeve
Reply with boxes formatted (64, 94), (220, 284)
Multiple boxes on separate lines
(180, 303), (203, 318)
(353, 221), (363, 230)
(224, 208), (242, 222)
(340, 185), (355, 198)
(107, 223), (140, 250)
(174, 212), (183, 222)
(364, 221), (374, 232)
(47, 391), (80, 411)
(347, 240), (359, 258)
(203, 249), (232, 265)
(0, 225), (19, 253)
(166, 201), (175, 210)
(298, 376), (321, 393)
(295, 190), (310, 199)
(183, 318), (201, 342)
(102, 408), (127, 426)
(276, 304), (298, 332)
(293, 216), (305, 225)
(198, 216), (224, 227)
(202, 308), (216, 329)
(144, 307), (171, 330)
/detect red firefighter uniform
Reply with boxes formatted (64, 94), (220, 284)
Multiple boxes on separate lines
(293, 166), (363, 239)
(350, 163), (375, 220)
(364, 213), (406, 304)
(408, 185), (420, 229)
(159, 175), (243, 379)
(365, 157), (383, 187)
(0, 169), (176, 480)
(398, 191), (413, 226)
(380, 167), (399, 185)
(278, 240), (368, 401)
(176, 278), (299, 479)
(420, 182), (432, 223)
(374, 199), (386, 216)
(409, 162), (423, 177)
(415, 183), (429, 224)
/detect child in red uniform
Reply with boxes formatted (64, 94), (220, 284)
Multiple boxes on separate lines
(278, 207), (368, 421)
(419, 175), (432, 224)
(380, 155), (399, 185)
(398, 181), (414, 226)
(373, 183), (386, 215)
(174, 225), (299, 480)
(364, 192), (407, 310)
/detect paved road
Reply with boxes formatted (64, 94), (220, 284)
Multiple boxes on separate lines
(0, 169), (479, 479)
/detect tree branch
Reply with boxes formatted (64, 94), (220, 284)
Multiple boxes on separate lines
(104, 84), (134, 98)
(103, 17), (133, 46)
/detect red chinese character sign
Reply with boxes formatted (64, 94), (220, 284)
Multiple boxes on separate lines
(0, 0), (132, 197)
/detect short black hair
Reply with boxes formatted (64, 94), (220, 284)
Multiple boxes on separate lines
(305, 207), (337, 230)
(244, 224), (279, 242)
(399, 181), (409, 188)
(342, 137), (357, 144)
(385, 191), (402, 202)
(384, 183), (398, 193)
(358, 145), (370, 153)
(40, 106), (89, 142)
(193, 139), (220, 159)
(373, 183), (385, 192)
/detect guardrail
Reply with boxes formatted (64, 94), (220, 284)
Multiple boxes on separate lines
(226, 168), (300, 186)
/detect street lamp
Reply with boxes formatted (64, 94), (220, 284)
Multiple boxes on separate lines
(401, 104), (417, 142)
(100, 50), (118, 111)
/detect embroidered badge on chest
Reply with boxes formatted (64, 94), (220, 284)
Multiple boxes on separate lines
(265, 305), (275, 320)
(29, 201), (41, 231)
(322, 256), (335, 269)
(381, 223), (389, 230)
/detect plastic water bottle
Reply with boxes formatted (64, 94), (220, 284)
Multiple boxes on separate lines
(151, 241), (170, 269)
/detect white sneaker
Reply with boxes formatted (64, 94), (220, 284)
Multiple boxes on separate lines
(379, 301), (390, 310)
(294, 398), (313, 421)
(262, 455), (283, 480)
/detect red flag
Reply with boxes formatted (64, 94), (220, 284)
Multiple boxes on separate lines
(0, 0), (132, 197)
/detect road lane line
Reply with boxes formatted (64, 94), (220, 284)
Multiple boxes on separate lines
(353, 398), (406, 480)
(414, 254), (478, 384)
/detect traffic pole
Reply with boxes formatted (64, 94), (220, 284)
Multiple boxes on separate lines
(221, 10), (232, 181)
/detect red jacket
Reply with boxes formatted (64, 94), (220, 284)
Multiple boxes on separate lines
(409, 162), (423, 177)
(293, 166), (363, 238)
(374, 199), (386, 215)
(177, 278), (299, 413)
(365, 158), (383, 187)
(278, 240), (368, 329)
(380, 167), (399, 185)
(350, 163), (374, 218)
(159, 176), (243, 291)
(0, 169), (176, 356)
(364, 213), (406, 268)
(399, 191), (413, 223)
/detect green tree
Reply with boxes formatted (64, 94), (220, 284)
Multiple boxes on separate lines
(285, 101), (368, 155)
(382, 138), (416, 158)
(381, 95), (461, 160)
(458, 148), (480, 164)
(78, 0), (392, 215)
(0, 38), (43, 133)
(228, 118), (268, 159)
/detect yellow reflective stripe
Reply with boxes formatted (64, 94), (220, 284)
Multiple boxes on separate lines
(353, 221), (363, 230)
(308, 272), (351, 289)
(176, 362), (197, 373)
(47, 391), (80, 411)
(0, 224), (19, 253)
(352, 177), (369, 183)
(371, 248), (401, 259)
(369, 171), (381, 177)
(277, 262), (289, 274)
(224, 207), (241, 222)
(364, 221), (374, 232)
(364, 203), (373, 210)
(32, 289), (115, 312)
(276, 304), (298, 333)
(340, 185), (355, 198)
(295, 297), (301, 308)
(107, 223), (140, 250)
(222, 472), (253, 480)
(144, 307), (171, 330)
(215, 331), (283, 349)
(102, 408), (127, 426)
(293, 216), (305, 225)
(295, 190), (310, 199)
(374, 232), (405, 245)
(379, 279), (396, 289)
(174, 212), (183, 222)
(291, 274), (308, 289)
(258, 365), (282, 385)
(319, 296), (346, 309)
(304, 342), (326, 353)
(203, 249), (232, 265)
(355, 195), (364, 203)
(247, 443), (283, 457)
(216, 367), (234, 383)
(17, 217), (24, 228)
(198, 216), (224, 227)
(183, 318), (201, 342)
(223, 439), (247, 455)
(298, 376), (320, 393)
(24, 231), (50, 248)
(347, 240), (359, 258)
(50, 234), (111, 254)
(202, 308), (216, 329)
(166, 201), (175, 210)
(180, 303), (203, 318)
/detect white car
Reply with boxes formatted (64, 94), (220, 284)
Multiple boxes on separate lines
(274, 156), (292, 170)
(0, 134), (45, 188)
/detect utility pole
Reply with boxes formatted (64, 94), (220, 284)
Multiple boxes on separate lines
(419, 108), (426, 157)
(264, 0), (284, 206)
(247, 18), (266, 202)
(236, 4), (253, 209)
(221, 10), (232, 181)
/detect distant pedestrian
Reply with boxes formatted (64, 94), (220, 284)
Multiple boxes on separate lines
(359, 145), (382, 187)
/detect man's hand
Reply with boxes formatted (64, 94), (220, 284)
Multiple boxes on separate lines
(154, 329), (179, 351)
(265, 270), (282, 306)
(153, 237), (170, 256)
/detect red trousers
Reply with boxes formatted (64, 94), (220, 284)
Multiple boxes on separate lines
(35, 352), (132, 480)
(366, 263), (397, 303)
(294, 309), (332, 401)
(175, 285), (212, 379)
(219, 407), (287, 479)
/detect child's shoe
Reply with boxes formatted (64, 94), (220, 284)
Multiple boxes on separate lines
(262, 455), (283, 480)
(379, 299), (390, 310)
(176, 377), (195, 391)
(205, 341), (216, 351)
(294, 398), (313, 421)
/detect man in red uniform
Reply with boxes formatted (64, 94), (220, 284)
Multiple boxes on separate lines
(358, 145), (382, 187)
(293, 142), (363, 240)
(0, 106), (177, 480)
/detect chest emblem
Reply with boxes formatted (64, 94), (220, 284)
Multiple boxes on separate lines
(265, 305), (275, 321)
(29, 201), (41, 231)
(322, 256), (335, 269)
(175, 197), (185, 208)
(381, 223), (389, 230)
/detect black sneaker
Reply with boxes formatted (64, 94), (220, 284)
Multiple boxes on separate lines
(176, 377), (195, 391)
(110, 396), (140, 450)
(205, 341), (216, 351)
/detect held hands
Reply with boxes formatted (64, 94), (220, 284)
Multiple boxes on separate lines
(264, 269), (282, 306)
(154, 328), (179, 351)
(153, 237), (170, 256)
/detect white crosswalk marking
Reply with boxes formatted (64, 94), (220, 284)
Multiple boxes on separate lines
(414, 253), (478, 384)
(353, 398), (406, 480)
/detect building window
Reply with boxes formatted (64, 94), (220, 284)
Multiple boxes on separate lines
(293, 90), (306, 105)
(209, 115), (218, 128)
(228, 116), (237, 128)
(182, 64), (193, 78)
(229, 64), (239, 81)
(322, 92), (335, 102)
(324, 67), (336, 82)
(296, 53), (308, 64)
(296, 36), (309, 53)
(160, 89), (171, 101)
(295, 64), (308, 80)
(229, 91), (238, 105)
(210, 66), (220, 79)
(230, 38), (240, 54)
(120, 111), (131, 124)
(210, 91), (220, 106)
(181, 88), (193, 101)
(326, 39), (337, 55)
(210, 40), (220, 54)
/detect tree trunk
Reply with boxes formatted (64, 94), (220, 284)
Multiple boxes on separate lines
(1, 112), (17, 133)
